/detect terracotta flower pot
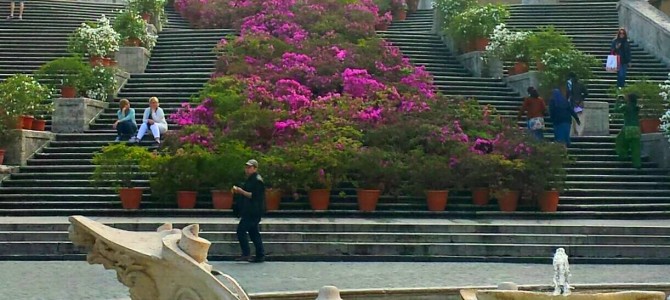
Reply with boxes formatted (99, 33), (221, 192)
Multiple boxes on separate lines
(308, 189), (330, 210)
(89, 55), (104, 66)
(471, 187), (490, 206)
(211, 190), (233, 209)
(393, 9), (406, 21)
(357, 189), (380, 212)
(426, 190), (449, 211)
(0, 149), (5, 165)
(21, 115), (34, 129)
(177, 191), (197, 209)
(473, 37), (489, 51)
(61, 86), (76, 98)
(265, 188), (282, 211)
(497, 190), (520, 212)
(640, 118), (661, 133)
(125, 38), (142, 47)
(102, 57), (116, 67)
(539, 190), (560, 212)
(509, 61), (529, 75)
(31, 119), (46, 131)
(119, 188), (143, 209)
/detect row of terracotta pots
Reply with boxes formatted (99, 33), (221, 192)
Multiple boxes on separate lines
(89, 56), (116, 67)
(116, 188), (283, 210)
(18, 115), (47, 131)
(471, 187), (560, 212)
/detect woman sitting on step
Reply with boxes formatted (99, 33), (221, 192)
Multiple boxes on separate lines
(129, 97), (168, 145)
(113, 99), (137, 142)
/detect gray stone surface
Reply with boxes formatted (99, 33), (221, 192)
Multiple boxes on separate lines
(581, 101), (610, 136)
(505, 71), (540, 95)
(457, 51), (503, 78)
(114, 69), (130, 97)
(0, 261), (669, 299)
(52, 98), (108, 133)
(641, 133), (670, 168)
(522, 0), (558, 4)
(620, 0), (670, 66)
(3, 129), (55, 166)
(115, 47), (150, 74)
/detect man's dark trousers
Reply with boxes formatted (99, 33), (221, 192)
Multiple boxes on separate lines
(237, 216), (264, 257)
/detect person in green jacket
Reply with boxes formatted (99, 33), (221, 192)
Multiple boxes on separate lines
(615, 93), (641, 169)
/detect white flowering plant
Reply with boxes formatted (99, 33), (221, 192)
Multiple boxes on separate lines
(68, 15), (121, 57)
(0, 74), (52, 117)
(539, 48), (598, 92)
(84, 66), (118, 101)
(485, 23), (531, 62)
(433, 0), (476, 24)
(446, 4), (509, 45)
(658, 73), (670, 142)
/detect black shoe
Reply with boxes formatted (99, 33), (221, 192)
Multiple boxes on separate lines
(248, 256), (265, 263)
(234, 255), (251, 262)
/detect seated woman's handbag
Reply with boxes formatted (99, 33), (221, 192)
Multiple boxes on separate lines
(528, 117), (545, 130)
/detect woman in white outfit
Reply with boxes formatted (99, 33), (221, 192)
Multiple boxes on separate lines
(130, 97), (168, 145)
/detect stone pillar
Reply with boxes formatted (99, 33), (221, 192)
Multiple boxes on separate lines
(457, 51), (503, 78)
(619, 0), (670, 66)
(504, 71), (540, 94)
(581, 101), (610, 136)
(4, 130), (55, 166)
(115, 47), (150, 74)
(52, 98), (108, 133)
(419, 0), (434, 9)
(431, 8), (445, 35)
(114, 69), (130, 97)
(641, 133), (670, 169)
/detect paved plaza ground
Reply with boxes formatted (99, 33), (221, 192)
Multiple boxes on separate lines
(0, 261), (669, 299)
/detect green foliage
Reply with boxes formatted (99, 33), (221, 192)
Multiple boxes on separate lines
(610, 77), (665, 118)
(408, 151), (459, 193)
(527, 26), (573, 63)
(83, 66), (118, 101)
(523, 141), (571, 194)
(0, 74), (52, 116)
(128, 0), (166, 17)
(202, 140), (256, 189)
(433, 0), (476, 24)
(146, 145), (210, 202)
(0, 114), (19, 148)
(91, 144), (154, 191)
(35, 56), (92, 89)
(373, 0), (392, 12)
(114, 10), (146, 40)
(347, 147), (406, 193)
(539, 48), (599, 92)
(447, 4), (509, 44)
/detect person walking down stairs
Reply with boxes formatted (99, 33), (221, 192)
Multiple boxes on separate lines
(518, 87), (547, 141)
(566, 72), (589, 137)
(549, 88), (581, 147)
(615, 93), (642, 169)
(130, 97), (168, 145)
(610, 28), (632, 88)
(6, 0), (25, 20)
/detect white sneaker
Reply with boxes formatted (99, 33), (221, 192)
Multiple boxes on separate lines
(114, 136), (121, 142)
(129, 137), (138, 143)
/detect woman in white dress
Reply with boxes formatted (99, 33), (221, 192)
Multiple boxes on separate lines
(130, 97), (168, 145)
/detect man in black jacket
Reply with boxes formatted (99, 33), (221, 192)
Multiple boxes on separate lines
(232, 159), (266, 263)
(566, 72), (589, 137)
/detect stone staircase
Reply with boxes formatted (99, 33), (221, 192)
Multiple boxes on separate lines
(2, 218), (670, 263)
(380, 9), (670, 213)
(0, 0), (124, 80)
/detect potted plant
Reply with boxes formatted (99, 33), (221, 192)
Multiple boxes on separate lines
(203, 140), (254, 210)
(113, 10), (158, 50)
(83, 66), (119, 101)
(524, 141), (571, 212)
(128, 0), (167, 24)
(612, 78), (665, 133)
(409, 151), (459, 211)
(433, 0), (476, 25)
(460, 150), (499, 206)
(490, 154), (526, 212)
(527, 26), (573, 71)
(539, 48), (598, 95)
(390, 0), (407, 21)
(146, 145), (208, 208)
(485, 24), (532, 75)
(68, 15), (121, 65)
(447, 4), (509, 53)
(91, 144), (153, 209)
(35, 56), (92, 98)
(260, 152), (295, 211)
(348, 147), (406, 212)
(31, 102), (54, 131)
(0, 74), (51, 129)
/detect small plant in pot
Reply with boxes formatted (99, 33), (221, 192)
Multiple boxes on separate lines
(348, 147), (406, 212)
(525, 141), (571, 212)
(31, 102), (54, 131)
(113, 10), (158, 50)
(147, 145), (208, 209)
(611, 77), (665, 133)
(527, 26), (573, 70)
(260, 152), (295, 212)
(203, 140), (254, 210)
(35, 56), (92, 98)
(485, 24), (532, 75)
(447, 4), (509, 53)
(128, 0), (167, 26)
(0, 74), (52, 128)
(92, 144), (153, 209)
(408, 151), (459, 212)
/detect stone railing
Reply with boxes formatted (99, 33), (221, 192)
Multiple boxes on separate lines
(619, 0), (670, 66)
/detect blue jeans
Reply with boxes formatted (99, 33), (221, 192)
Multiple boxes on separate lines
(553, 122), (572, 146)
(617, 63), (628, 88)
(527, 121), (544, 140)
(116, 120), (137, 139)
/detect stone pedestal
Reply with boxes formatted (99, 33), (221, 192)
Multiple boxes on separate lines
(114, 69), (130, 97)
(4, 129), (55, 166)
(620, 0), (670, 66)
(458, 51), (503, 78)
(418, 0), (433, 9)
(522, 0), (558, 4)
(581, 101), (610, 136)
(641, 133), (670, 169)
(52, 98), (108, 133)
(115, 47), (150, 74)
(504, 71), (540, 95)
(431, 7), (445, 35)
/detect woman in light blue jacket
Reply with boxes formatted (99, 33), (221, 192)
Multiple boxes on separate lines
(130, 97), (168, 145)
(113, 99), (137, 142)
